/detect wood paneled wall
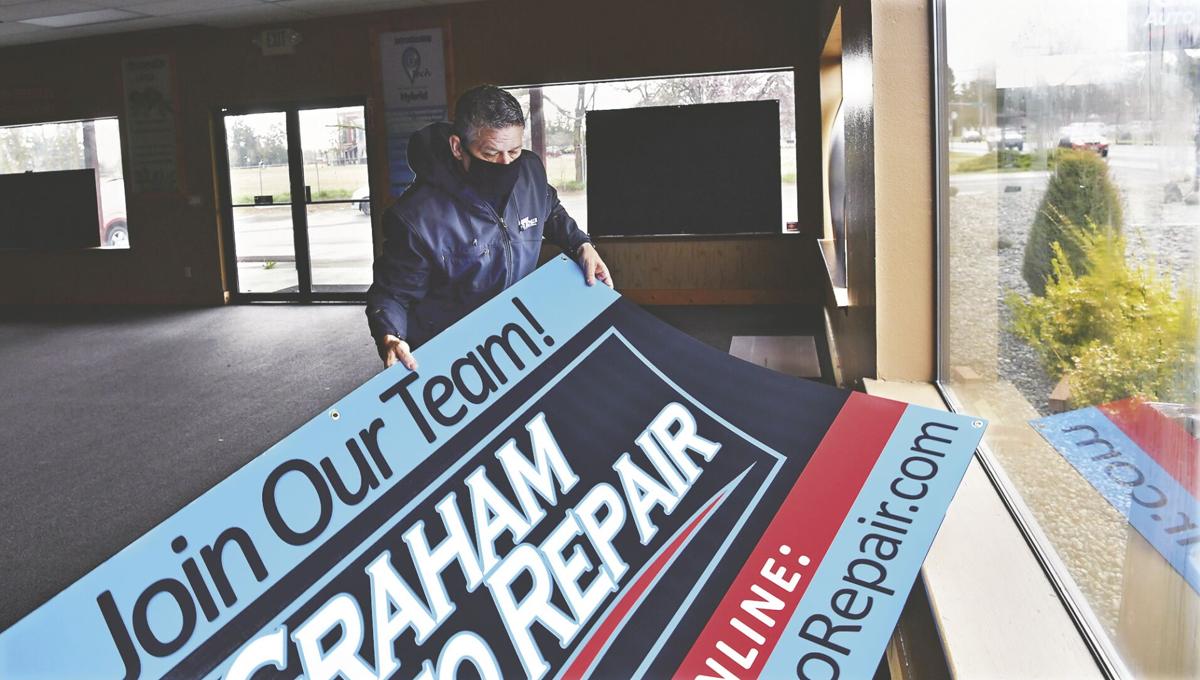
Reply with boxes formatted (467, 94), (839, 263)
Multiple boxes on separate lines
(542, 235), (822, 305)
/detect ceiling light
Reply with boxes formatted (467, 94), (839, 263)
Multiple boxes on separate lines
(21, 9), (142, 29)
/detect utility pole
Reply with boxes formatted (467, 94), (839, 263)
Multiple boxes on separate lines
(1185, 107), (1195, 191)
(82, 120), (98, 171)
(530, 87), (545, 160)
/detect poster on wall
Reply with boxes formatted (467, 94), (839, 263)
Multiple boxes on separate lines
(379, 28), (448, 199)
(0, 258), (985, 679)
(121, 54), (180, 194)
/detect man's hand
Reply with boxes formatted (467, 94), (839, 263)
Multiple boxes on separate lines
(576, 243), (614, 288)
(380, 334), (418, 370)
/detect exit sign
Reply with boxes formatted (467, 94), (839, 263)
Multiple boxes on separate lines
(257, 28), (301, 56)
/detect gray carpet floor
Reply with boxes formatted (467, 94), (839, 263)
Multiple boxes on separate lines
(0, 304), (380, 631)
(0, 303), (827, 631)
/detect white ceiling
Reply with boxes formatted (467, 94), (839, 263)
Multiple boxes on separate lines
(0, 0), (481, 47)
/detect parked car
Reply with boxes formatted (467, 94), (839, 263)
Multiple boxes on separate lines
(986, 127), (1024, 151)
(960, 128), (984, 143)
(352, 185), (371, 215)
(99, 177), (128, 247)
(1058, 122), (1109, 157)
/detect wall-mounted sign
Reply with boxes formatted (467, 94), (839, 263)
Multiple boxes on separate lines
(1127, 1), (1200, 50)
(379, 28), (448, 198)
(121, 54), (180, 194)
(254, 28), (302, 56)
(0, 259), (985, 679)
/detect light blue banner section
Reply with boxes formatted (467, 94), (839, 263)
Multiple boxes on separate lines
(0, 257), (615, 679)
(760, 405), (984, 680)
(1033, 407), (1200, 594)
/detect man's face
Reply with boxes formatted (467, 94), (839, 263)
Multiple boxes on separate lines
(449, 125), (524, 171)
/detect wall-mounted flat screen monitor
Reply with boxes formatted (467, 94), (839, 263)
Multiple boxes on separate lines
(0, 169), (102, 249)
(585, 100), (782, 236)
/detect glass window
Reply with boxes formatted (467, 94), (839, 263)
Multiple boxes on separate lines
(506, 70), (797, 232)
(938, 0), (1199, 675)
(0, 117), (129, 248)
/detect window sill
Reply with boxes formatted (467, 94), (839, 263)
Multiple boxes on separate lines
(863, 379), (1102, 680)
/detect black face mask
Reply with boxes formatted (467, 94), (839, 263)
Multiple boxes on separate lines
(464, 153), (522, 212)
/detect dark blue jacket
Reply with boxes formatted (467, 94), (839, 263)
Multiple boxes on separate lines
(366, 122), (590, 348)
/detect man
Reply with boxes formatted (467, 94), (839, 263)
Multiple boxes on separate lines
(366, 85), (612, 370)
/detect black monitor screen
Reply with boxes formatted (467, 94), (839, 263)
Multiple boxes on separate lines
(584, 100), (782, 236)
(0, 169), (101, 249)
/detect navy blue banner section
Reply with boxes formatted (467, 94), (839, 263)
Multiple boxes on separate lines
(0, 257), (985, 680)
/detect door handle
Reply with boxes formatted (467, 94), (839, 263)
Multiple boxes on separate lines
(304, 185), (312, 203)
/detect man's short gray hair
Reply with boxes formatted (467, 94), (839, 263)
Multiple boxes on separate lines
(453, 85), (525, 145)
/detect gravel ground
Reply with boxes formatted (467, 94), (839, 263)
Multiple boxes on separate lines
(946, 163), (1200, 675)
(993, 186), (1056, 413)
(950, 175), (1199, 416)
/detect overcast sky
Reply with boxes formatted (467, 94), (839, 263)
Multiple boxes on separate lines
(946, 0), (1130, 80)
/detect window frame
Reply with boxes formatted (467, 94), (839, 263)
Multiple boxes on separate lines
(214, 97), (374, 303)
(929, 0), (1137, 676)
(502, 68), (800, 238)
(0, 114), (132, 251)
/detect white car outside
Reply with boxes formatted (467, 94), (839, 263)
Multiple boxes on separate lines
(352, 185), (370, 215)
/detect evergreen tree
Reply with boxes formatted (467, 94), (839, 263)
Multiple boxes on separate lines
(1021, 149), (1123, 295)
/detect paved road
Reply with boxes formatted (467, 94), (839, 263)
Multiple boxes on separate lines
(950, 170), (1051, 195)
(232, 203), (374, 293)
(950, 144), (1198, 197)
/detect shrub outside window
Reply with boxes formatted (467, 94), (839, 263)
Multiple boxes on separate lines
(0, 117), (129, 248)
(938, 0), (1199, 676)
(506, 70), (798, 233)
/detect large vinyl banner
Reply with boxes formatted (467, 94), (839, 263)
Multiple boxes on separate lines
(0, 257), (985, 680)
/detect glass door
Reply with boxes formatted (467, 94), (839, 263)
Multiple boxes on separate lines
(222, 110), (301, 295)
(218, 101), (374, 300)
(298, 106), (374, 293)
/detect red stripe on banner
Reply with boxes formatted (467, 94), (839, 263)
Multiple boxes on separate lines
(561, 492), (726, 680)
(1100, 398), (1200, 498)
(673, 392), (906, 680)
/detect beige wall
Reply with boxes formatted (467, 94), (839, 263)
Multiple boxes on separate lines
(872, 0), (935, 381)
(821, 0), (937, 386)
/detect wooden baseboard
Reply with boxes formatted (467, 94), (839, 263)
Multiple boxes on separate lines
(618, 288), (817, 305)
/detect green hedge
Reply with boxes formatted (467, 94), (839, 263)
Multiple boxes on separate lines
(1007, 224), (1196, 407)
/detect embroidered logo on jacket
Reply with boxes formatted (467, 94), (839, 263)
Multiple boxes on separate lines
(518, 216), (539, 230)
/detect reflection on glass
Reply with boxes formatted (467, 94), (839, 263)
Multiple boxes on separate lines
(298, 106), (374, 292)
(940, 0), (1199, 676)
(224, 112), (292, 204)
(232, 206), (298, 294)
